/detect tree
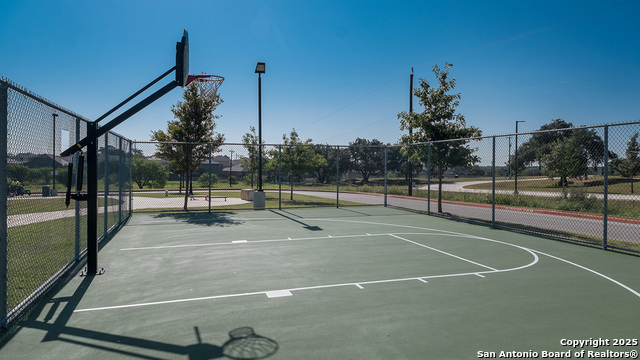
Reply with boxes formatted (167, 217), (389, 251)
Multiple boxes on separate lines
(398, 63), (482, 213)
(241, 126), (261, 188)
(268, 129), (326, 201)
(132, 154), (168, 189)
(541, 138), (589, 197)
(151, 83), (224, 210)
(348, 138), (385, 184)
(518, 119), (614, 177)
(611, 133), (640, 193)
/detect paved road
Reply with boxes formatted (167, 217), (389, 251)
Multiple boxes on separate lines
(291, 189), (639, 245)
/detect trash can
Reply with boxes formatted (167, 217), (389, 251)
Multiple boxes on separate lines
(42, 185), (50, 197)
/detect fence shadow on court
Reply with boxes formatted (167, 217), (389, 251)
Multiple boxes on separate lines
(1, 274), (278, 359)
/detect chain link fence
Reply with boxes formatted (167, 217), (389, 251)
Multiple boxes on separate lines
(1, 78), (132, 330)
(393, 123), (640, 255)
(133, 122), (640, 256)
(2, 75), (638, 333)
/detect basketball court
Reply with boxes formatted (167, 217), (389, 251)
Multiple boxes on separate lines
(1, 207), (638, 359)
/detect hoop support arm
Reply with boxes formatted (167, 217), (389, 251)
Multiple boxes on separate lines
(61, 80), (179, 157)
(95, 66), (176, 124)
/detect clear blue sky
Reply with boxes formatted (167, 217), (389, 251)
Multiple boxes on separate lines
(2, 0), (639, 145)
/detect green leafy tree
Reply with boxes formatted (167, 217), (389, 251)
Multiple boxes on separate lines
(241, 126), (261, 188)
(151, 83), (224, 210)
(518, 119), (614, 177)
(199, 173), (219, 188)
(348, 138), (386, 184)
(398, 63), (482, 213)
(309, 145), (353, 184)
(541, 138), (589, 197)
(7, 164), (30, 183)
(132, 154), (168, 189)
(611, 133), (640, 193)
(268, 129), (326, 200)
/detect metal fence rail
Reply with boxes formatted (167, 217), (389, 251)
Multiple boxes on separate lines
(1, 77), (132, 330)
(132, 121), (640, 255)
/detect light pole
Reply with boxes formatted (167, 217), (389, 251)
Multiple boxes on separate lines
(515, 120), (526, 194)
(255, 62), (265, 192)
(52, 113), (59, 193)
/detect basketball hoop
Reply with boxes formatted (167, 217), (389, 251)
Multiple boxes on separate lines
(186, 74), (224, 101)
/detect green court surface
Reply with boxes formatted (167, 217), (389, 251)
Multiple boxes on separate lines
(1, 207), (639, 359)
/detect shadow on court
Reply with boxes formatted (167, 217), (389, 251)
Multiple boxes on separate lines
(149, 212), (246, 228)
(5, 275), (278, 359)
(270, 210), (323, 231)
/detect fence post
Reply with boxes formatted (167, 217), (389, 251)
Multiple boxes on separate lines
(103, 133), (109, 238)
(603, 125), (609, 251)
(0, 82), (8, 325)
(75, 118), (81, 260)
(208, 143), (212, 213)
(427, 143), (431, 215)
(336, 146), (340, 208)
(129, 142), (133, 214)
(119, 137), (123, 223)
(278, 145), (282, 210)
(384, 146), (388, 207)
(492, 136), (496, 228)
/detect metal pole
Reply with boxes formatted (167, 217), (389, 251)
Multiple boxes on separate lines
(103, 133), (109, 239)
(119, 137), (123, 223)
(258, 73), (263, 192)
(278, 145), (282, 210)
(208, 143), (212, 213)
(336, 146), (340, 208)
(75, 118), (81, 259)
(515, 121), (525, 194)
(229, 150), (234, 186)
(408, 68), (413, 197)
(52, 113), (58, 191)
(384, 146), (388, 207)
(1, 82), (9, 323)
(85, 121), (100, 275)
(427, 143), (431, 215)
(603, 125), (609, 251)
(492, 136), (496, 228)
(129, 141), (133, 215)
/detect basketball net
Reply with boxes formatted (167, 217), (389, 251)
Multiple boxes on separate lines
(186, 74), (224, 102)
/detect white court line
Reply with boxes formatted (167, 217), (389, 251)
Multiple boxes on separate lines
(120, 232), (441, 251)
(74, 249), (539, 313)
(530, 249), (640, 298)
(475, 274), (486, 278)
(418, 278), (428, 283)
(79, 217), (640, 313)
(388, 234), (498, 271)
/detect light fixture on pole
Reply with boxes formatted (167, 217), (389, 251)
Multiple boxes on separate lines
(515, 120), (526, 194)
(255, 62), (265, 192)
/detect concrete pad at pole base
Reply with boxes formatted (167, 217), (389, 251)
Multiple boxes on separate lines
(253, 190), (265, 210)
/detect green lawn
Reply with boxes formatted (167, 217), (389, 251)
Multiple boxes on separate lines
(7, 197), (121, 216)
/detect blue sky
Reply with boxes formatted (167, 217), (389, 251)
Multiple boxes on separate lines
(1, 0), (639, 145)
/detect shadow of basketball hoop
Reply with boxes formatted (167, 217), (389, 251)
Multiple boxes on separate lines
(221, 327), (279, 360)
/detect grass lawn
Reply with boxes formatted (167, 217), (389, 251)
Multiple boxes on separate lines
(7, 197), (122, 216)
